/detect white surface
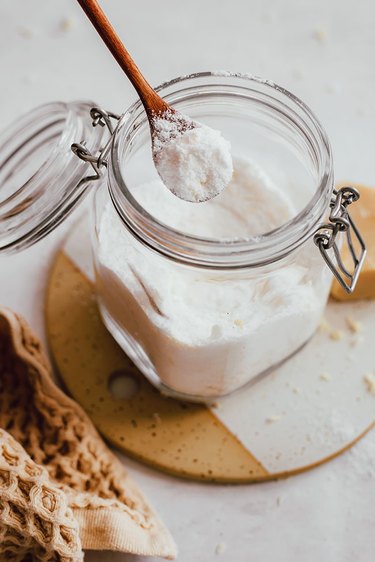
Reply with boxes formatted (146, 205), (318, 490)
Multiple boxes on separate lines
(0, 1), (374, 560)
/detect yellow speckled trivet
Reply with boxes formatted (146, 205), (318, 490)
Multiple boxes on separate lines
(45, 218), (375, 483)
(46, 253), (266, 482)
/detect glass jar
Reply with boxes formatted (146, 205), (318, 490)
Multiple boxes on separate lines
(0, 73), (366, 402)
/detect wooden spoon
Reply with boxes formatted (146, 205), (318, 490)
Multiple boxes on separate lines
(76, 0), (233, 202)
(76, 0), (170, 118)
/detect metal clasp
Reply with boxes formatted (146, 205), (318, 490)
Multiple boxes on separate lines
(314, 186), (366, 293)
(71, 107), (120, 190)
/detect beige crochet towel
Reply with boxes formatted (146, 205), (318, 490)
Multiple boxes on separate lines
(0, 307), (177, 560)
(0, 428), (83, 562)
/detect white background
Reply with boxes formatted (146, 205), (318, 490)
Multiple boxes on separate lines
(0, 1), (374, 561)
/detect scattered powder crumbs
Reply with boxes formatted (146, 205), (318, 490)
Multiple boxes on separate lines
(320, 373), (332, 382)
(363, 373), (375, 396)
(350, 334), (365, 348)
(17, 26), (33, 38)
(319, 317), (331, 333)
(234, 319), (244, 328)
(346, 433), (375, 480)
(60, 17), (75, 32)
(326, 410), (356, 443)
(292, 387), (301, 395)
(359, 206), (370, 220)
(329, 329), (344, 342)
(345, 316), (363, 334)
(266, 415), (282, 424)
(152, 412), (161, 424)
(276, 496), (282, 506)
(215, 542), (227, 555)
(312, 28), (327, 42)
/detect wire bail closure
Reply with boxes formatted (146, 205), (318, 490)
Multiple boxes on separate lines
(314, 187), (366, 294)
(71, 107), (120, 191)
(71, 107), (366, 294)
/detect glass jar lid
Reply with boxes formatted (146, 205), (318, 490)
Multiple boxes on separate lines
(0, 101), (107, 252)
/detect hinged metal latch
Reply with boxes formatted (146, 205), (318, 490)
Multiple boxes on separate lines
(71, 107), (120, 190)
(314, 186), (366, 294)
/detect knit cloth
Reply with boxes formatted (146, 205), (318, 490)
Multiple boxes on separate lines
(0, 307), (177, 561)
(0, 429), (82, 562)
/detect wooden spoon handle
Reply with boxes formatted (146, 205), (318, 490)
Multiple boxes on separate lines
(76, 0), (168, 115)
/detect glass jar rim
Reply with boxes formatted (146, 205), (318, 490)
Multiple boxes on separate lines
(109, 71), (334, 269)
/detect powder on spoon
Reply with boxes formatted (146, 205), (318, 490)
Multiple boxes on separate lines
(152, 111), (233, 203)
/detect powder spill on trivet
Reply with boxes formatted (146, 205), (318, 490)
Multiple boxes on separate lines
(292, 396), (375, 481)
(322, 426), (375, 483)
(152, 110), (233, 202)
(344, 431), (375, 480)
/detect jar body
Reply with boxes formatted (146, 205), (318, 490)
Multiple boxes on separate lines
(91, 73), (334, 401)
(92, 190), (332, 399)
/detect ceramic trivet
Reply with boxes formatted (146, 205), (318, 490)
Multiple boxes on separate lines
(45, 216), (375, 483)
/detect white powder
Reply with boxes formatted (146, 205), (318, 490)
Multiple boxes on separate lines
(152, 111), (233, 202)
(132, 156), (295, 238)
(266, 415), (283, 424)
(98, 157), (326, 398)
(212, 70), (233, 77)
(215, 542), (227, 555)
(59, 17), (75, 32)
(363, 373), (375, 395)
(345, 431), (375, 480)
